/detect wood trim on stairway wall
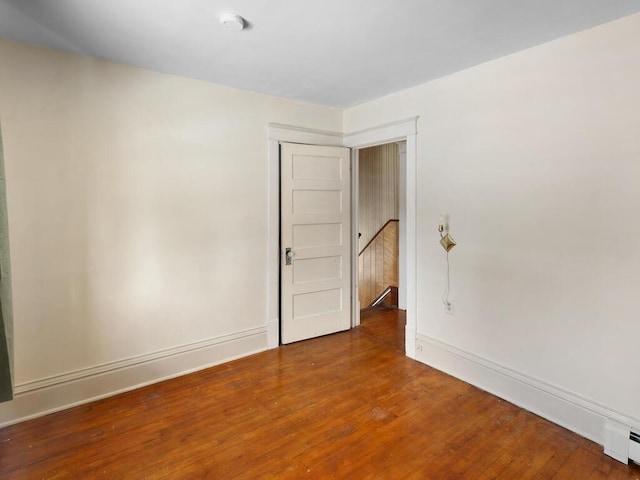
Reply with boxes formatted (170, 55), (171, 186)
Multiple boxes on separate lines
(359, 218), (399, 255)
(359, 220), (399, 308)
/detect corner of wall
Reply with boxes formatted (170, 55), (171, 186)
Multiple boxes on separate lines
(415, 333), (640, 464)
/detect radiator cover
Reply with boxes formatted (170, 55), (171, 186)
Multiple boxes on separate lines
(630, 431), (640, 465)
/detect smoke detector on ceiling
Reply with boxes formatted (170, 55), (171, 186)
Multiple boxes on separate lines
(220, 13), (245, 31)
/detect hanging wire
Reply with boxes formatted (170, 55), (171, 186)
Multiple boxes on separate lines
(442, 250), (451, 307)
(439, 227), (451, 307)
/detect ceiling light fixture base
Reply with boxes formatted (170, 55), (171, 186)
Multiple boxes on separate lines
(220, 13), (245, 31)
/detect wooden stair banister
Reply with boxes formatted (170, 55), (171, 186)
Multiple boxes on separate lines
(359, 219), (399, 255)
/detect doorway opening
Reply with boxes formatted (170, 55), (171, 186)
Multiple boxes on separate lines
(267, 118), (418, 357)
(356, 142), (403, 314)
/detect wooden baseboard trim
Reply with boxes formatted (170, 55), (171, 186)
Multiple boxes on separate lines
(415, 334), (639, 459)
(0, 327), (268, 427)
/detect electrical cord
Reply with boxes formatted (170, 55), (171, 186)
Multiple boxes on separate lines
(438, 221), (455, 309)
(442, 249), (451, 307)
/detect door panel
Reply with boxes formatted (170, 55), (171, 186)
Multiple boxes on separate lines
(281, 143), (351, 344)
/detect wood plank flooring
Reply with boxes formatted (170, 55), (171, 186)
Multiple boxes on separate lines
(1, 308), (638, 479)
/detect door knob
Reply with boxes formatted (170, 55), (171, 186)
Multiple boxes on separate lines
(285, 247), (294, 265)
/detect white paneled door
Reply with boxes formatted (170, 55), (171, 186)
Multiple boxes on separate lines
(280, 142), (351, 344)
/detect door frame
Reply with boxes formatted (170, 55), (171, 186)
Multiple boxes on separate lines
(267, 117), (418, 358)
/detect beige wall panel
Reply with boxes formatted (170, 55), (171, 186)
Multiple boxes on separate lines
(346, 13), (640, 420)
(0, 39), (342, 393)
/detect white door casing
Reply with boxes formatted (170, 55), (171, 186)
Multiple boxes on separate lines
(343, 118), (418, 358)
(280, 142), (352, 344)
(266, 118), (417, 356)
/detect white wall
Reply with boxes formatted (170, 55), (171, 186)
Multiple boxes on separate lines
(346, 13), (640, 438)
(0, 39), (341, 424)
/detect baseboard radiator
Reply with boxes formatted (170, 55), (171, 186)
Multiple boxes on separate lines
(631, 431), (640, 465)
(604, 421), (640, 465)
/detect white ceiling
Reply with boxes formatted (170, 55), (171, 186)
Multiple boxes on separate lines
(1, 0), (640, 107)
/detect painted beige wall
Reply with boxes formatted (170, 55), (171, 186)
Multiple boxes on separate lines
(358, 143), (399, 252)
(0, 40), (342, 388)
(346, 13), (640, 421)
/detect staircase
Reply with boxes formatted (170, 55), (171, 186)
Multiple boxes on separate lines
(358, 219), (399, 309)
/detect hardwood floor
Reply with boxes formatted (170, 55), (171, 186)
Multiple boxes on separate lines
(1, 308), (638, 479)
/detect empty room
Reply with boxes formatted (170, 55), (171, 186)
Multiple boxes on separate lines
(0, 1), (639, 478)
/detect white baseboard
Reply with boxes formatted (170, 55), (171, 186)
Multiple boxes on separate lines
(415, 334), (639, 458)
(0, 327), (268, 427)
